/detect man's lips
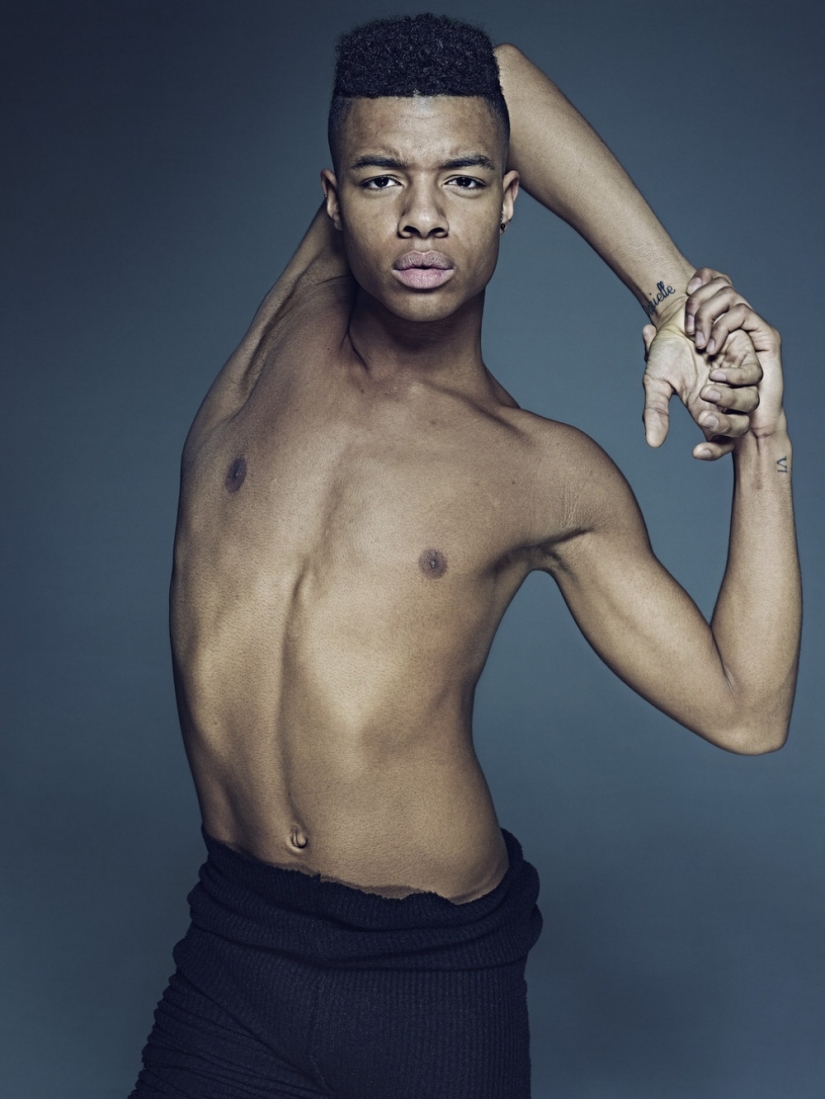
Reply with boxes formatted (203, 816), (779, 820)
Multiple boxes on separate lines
(392, 250), (455, 290)
(394, 250), (453, 270)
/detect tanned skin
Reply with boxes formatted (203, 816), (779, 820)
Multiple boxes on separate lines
(170, 86), (800, 902)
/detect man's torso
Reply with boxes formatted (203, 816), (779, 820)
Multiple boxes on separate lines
(171, 279), (579, 901)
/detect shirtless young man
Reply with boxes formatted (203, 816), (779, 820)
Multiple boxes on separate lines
(130, 14), (801, 1099)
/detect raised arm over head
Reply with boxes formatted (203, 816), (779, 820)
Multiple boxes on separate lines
(494, 43), (763, 458)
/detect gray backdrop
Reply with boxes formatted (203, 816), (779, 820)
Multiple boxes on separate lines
(3, 1), (823, 1096)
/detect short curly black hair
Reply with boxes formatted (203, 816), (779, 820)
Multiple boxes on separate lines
(328, 14), (509, 168)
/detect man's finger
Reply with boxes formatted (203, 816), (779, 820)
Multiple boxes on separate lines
(708, 332), (763, 386)
(686, 266), (730, 295)
(704, 302), (755, 354)
(684, 270), (732, 334)
(709, 365), (762, 389)
(699, 382), (760, 414)
(690, 286), (749, 349)
(693, 438), (736, 461)
(698, 408), (752, 439)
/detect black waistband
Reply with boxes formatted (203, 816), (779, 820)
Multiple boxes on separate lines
(187, 826), (543, 970)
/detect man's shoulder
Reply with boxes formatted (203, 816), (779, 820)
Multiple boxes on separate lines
(506, 405), (619, 480)
(502, 406), (641, 553)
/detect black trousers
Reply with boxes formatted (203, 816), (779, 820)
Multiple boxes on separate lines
(130, 828), (543, 1098)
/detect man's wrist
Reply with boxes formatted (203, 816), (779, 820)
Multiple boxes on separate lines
(649, 291), (688, 332)
(643, 283), (684, 329)
(638, 260), (695, 329)
(734, 417), (792, 466)
(748, 411), (790, 442)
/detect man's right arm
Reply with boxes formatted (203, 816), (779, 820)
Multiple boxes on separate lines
(495, 43), (694, 321)
(495, 44), (762, 460)
(181, 201), (352, 456)
(215, 202), (352, 392)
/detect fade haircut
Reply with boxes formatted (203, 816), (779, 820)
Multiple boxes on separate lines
(328, 13), (509, 169)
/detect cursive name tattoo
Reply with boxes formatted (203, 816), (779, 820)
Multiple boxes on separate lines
(643, 280), (676, 318)
(777, 456), (789, 474)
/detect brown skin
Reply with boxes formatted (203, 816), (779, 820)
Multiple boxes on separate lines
(494, 42), (765, 461)
(171, 96), (799, 904)
(324, 97), (517, 329)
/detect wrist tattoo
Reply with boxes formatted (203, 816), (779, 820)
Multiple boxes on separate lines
(777, 456), (789, 474)
(644, 280), (676, 318)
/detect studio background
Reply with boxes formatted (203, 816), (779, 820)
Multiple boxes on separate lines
(3, 1), (822, 1096)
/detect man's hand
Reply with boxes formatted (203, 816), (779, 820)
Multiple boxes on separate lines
(682, 269), (785, 442)
(641, 269), (763, 460)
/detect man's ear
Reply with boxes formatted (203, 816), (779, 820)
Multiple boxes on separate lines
(501, 169), (520, 230)
(321, 169), (343, 231)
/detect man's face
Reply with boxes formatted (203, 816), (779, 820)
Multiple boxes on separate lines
(322, 96), (519, 324)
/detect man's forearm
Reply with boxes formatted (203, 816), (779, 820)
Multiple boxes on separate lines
(710, 424), (801, 751)
(495, 44), (694, 325)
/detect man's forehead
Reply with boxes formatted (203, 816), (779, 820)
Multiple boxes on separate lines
(342, 95), (503, 164)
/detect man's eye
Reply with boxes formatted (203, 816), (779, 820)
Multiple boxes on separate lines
(363, 176), (398, 190)
(449, 176), (484, 189)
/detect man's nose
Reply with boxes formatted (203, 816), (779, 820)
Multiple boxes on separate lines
(398, 182), (447, 238)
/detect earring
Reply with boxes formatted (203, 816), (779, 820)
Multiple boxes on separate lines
(500, 220), (507, 232)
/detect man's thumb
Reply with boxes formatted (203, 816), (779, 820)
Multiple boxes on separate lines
(643, 376), (672, 448)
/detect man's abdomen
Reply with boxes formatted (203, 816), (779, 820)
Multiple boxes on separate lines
(171, 559), (511, 904)
(182, 697), (509, 904)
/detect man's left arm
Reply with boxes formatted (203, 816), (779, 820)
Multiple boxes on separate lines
(495, 44), (760, 460)
(546, 291), (800, 751)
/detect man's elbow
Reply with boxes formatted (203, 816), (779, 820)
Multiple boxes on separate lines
(713, 720), (790, 756)
(494, 42), (521, 62)
(701, 681), (794, 755)
(493, 42), (526, 84)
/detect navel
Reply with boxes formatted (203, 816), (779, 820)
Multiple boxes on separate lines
(225, 456), (247, 494)
(288, 826), (308, 850)
(419, 547), (447, 579)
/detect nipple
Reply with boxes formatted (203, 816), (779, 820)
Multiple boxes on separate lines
(288, 827), (308, 850)
(419, 548), (447, 579)
(225, 457), (247, 494)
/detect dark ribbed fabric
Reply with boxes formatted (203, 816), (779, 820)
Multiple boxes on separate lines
(130, 828), (543, 1098)
(191, 826), (542, 970)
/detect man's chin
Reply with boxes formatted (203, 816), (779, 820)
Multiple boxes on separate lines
(372, 284), (481, 325)
(388, 298), (463, 324)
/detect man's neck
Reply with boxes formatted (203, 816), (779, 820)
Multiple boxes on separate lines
(346, 287), (488, 387)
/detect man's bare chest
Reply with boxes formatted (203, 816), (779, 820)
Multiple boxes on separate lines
(186, 370), (561, 594)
